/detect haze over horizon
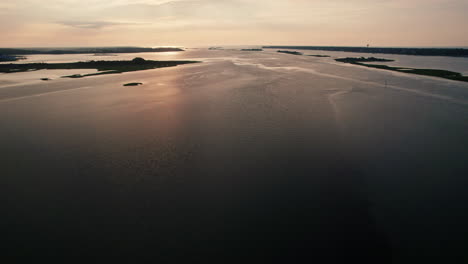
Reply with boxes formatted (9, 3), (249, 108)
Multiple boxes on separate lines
(1, 0), (467, 48)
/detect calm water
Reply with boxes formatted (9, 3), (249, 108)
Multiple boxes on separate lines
(1, 49), (468, 262)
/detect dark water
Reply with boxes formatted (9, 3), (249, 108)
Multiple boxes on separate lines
(1, 50), (467, 262)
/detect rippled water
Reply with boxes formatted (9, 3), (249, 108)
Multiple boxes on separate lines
(1, 49), (467, 262)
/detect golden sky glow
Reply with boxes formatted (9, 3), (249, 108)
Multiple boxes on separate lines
(1, 0), (467, 47)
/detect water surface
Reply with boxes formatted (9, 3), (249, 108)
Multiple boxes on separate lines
(1, 49), (467, 262)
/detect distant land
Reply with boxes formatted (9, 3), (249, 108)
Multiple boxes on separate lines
(263, 46), (468, 57)
(0, 47), (184, 55)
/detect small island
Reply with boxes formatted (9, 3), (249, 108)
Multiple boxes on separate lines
(277, 50), (303, 55)
(308, 55), (330, 58)
(124, 82), (143, 86)
(241, 49), (263, 51)
(0, 57), (200, 78)
(335, 57), (468, 83)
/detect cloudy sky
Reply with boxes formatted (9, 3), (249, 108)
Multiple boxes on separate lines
(0, 0), (467, 47)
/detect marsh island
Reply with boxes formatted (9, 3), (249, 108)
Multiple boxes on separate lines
(336, 57), (468, 83)
(0, 57), (199, 78)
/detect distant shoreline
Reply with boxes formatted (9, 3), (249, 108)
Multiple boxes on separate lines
(0, 47), (184, 55)
(263, 46), (468, 57)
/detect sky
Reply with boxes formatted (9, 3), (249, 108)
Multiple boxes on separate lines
(0, 0), (467, 47)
